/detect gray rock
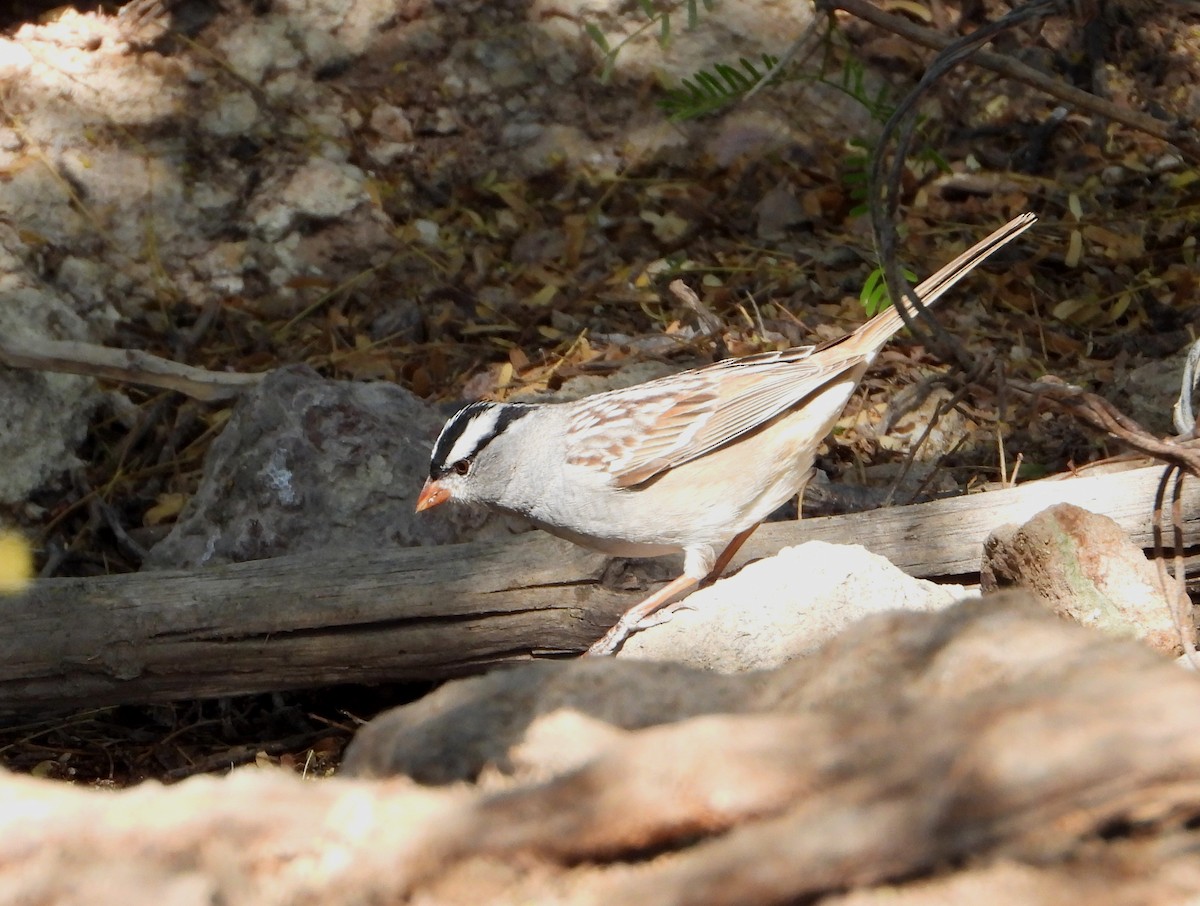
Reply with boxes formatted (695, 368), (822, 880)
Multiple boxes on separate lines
(0, 232), (104, 504)
(1109, 346), (1189, 436)
(250, 158), (371, 241)
(344, 542), (977, 782)
(755, 181), (809, 239)
(342, 592), (1154, 792)
(0, 368), (94, 505)
(10, 593), (1200, 905)
(145, 366), (519, 569)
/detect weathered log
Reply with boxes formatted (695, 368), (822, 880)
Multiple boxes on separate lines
(1, 533), (627, 718)
(0, 463), (1195, 717)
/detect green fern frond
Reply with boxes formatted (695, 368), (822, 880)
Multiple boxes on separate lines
(658, 53), (780, 120)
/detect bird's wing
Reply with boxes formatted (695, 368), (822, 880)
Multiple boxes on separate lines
(565, 346), (867, 488)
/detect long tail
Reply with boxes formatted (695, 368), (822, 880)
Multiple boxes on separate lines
(853, 212), (1037, 349)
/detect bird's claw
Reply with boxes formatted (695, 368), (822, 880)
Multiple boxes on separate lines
(635, 599), (697, 631)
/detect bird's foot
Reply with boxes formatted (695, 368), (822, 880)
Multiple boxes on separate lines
(585, 596), (699, 656)
(586, 619), (635, 656)
(585, 573), (701, 656)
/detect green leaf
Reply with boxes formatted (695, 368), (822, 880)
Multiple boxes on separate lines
(716, 63), (749, 90)
(584, 22), (609, 53)
(696, 70), (726, 94)
(921, 146), (951, 173)
(859, 267), (919, 316)
(860, 268), (885, 316)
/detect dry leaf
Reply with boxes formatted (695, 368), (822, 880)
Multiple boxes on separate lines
(1082, 225), (1144, 261)
(1170, 170), (1199, 190)
(641, 210), (690, 243)
(459, 323), (521, 335)
(1068, 193), (1083, 220)
(144, 493), (188, 527)
(881, 0), (932, 20)
(509, 347), (530, 372)
(1065, 229), (1083, 267)
(563, 214), (587, 266)
(1052, 297), (1094, 323)
(524, 285), (558, 307)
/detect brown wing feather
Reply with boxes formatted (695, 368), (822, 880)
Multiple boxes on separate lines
(564, 370), (720, 485)
(566, 348), (864, 487)
(629, 354), (867, 486)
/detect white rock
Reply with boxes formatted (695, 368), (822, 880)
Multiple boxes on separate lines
(370, 105), (414, 143)
(252, 159), (368, 240)
(620, 541), (973, 671)
(282, 159), (367, 219)
(217, 19), (302, 85)
(200, 92), (261, 137)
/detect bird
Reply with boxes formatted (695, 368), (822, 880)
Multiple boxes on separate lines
(417, 213), (1036, 655)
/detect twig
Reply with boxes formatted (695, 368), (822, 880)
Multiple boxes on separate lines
(1153, 466), (1200, 667)
(1009, 379), (1200, 476)
(0, 335), (263, 402)
(1169, 471), (1199, 667)
(742, 12), (829, 104)
(160, 730), (338, 781)
(89, 496), (149, 565)
(1173, 335), (1200, 435)
(668, 279), (723, 336)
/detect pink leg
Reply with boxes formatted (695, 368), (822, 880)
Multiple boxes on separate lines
(586, 574), (698, 656)
(586, 523), (762, 656)
(702, 523), (760, 584)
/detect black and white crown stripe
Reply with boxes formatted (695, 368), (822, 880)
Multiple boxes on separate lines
(429, 402), (535, 477)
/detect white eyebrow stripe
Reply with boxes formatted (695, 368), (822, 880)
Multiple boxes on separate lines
(442, 406), (503, 465)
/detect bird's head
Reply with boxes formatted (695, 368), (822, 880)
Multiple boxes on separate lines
(416, 401), (535, 512)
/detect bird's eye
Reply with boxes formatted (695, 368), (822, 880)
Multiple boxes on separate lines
(452, 459), (471, 476)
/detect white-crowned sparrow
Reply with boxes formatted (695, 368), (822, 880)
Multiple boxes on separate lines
(417, 213), (1036, 654)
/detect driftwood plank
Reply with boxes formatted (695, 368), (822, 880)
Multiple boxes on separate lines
(744, 463), (1200, 577)
(0, 464), (1194, 717)
(0, 535), (635, 717)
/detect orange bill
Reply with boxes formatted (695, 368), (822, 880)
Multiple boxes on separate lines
(415, 478), (450, 512)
